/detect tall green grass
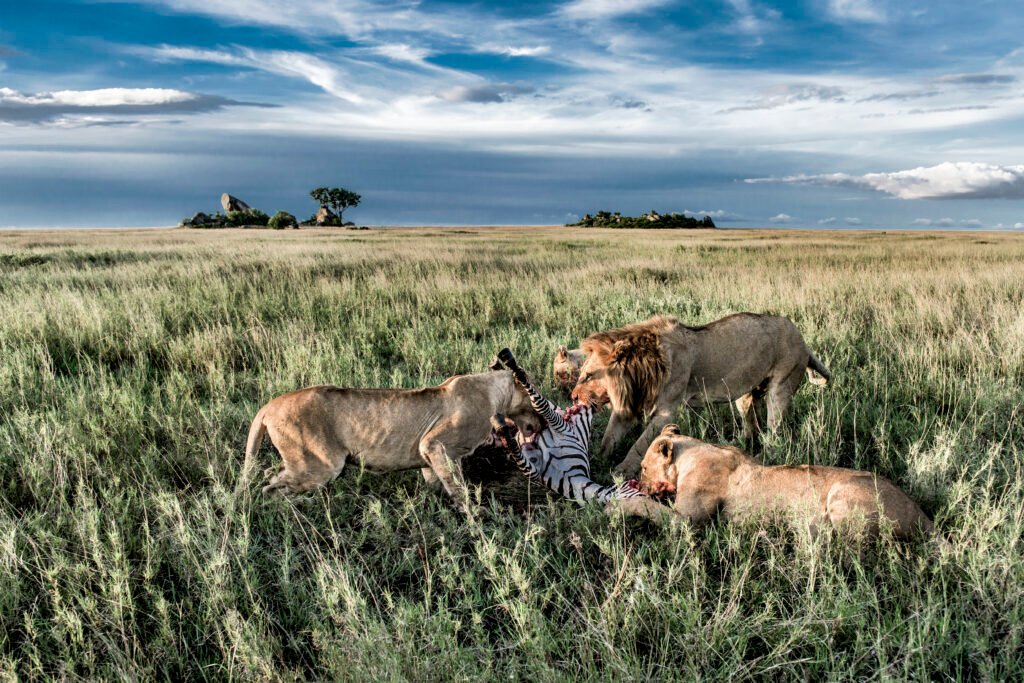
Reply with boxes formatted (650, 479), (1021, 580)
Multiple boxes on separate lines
(1, 227), (1022, 680)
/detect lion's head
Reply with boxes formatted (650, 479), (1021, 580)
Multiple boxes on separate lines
(571, 318), (670, 417)
(639, 424), (682, 498)
(552, 345), (584, 392)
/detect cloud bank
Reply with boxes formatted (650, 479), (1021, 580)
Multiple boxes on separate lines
(746, 162), (1024, 200)
(0, 87), (268, 125)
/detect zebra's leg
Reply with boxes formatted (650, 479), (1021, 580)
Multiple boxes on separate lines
(605, 497), (680, 523)
(497, 348), (567, 432)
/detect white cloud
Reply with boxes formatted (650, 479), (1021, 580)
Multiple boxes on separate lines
(819, 217), (837, 224)
(0, 87), (196, 107)
(561, 0), (672, 20)
(827, 0), (885, 23)
(844, 216), (862, 225)
(911, 218), (932, 225)
(960, 218), (983, 227)
(475, 44), (551, 58)
(769, 213), (794, 223)
(746, 162), (1024, 200)
(369, 43), (434, 66)
(682, 209), (740, 221)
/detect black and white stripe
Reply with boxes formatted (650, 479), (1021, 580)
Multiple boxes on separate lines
(498, 347), (567, 433)
(494, 349), (644, 505)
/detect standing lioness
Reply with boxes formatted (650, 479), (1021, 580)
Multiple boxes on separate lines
(637, 425), (934, 540)
(571, 313), (830, 475)
(245, 369), (541, 507)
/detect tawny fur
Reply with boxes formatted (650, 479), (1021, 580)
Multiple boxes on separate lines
(571, 313), (831, 475)
(243, 370), (541, 508)
(552, 345), (586, 392)
(630, 424), (933, 541)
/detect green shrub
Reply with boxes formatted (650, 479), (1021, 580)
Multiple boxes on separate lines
(268, 211), (298, 230)
(225, 209), (269, 227)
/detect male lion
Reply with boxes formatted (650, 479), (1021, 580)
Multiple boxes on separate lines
(244, 367), (542, 507)
(636, 425), (934, 541)
(571, 313), (830, 475)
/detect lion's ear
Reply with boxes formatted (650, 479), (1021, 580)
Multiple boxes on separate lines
(610, 339), (633, 365)
(556, 345), (568, 359)
(661, 423), (681, 437)
(489, 355), (503, 371)
(657, 439), (674, 462)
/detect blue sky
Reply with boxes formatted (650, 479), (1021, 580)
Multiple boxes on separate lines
(2, 0), (1024, 227)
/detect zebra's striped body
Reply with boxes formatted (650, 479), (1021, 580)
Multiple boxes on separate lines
(493, 348), (645, 505)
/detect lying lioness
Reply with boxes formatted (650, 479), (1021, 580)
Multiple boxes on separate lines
(244, 367), (542, 507)
(634, 425), (934, 541)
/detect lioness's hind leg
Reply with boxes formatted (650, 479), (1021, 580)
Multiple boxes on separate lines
(825, 482), (881, 543)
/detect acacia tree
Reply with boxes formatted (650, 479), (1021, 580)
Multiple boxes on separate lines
(309, 186), (362, 224)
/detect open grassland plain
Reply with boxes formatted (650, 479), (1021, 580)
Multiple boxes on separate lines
(1, 226), (1022, 680)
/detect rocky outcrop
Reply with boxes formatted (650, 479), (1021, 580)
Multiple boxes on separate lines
(315, 206), (338, 225)
(221, 193), (251, 213)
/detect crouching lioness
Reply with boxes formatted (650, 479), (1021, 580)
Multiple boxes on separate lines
(244, 368), (541, 507)
(635, 425), (934, 541)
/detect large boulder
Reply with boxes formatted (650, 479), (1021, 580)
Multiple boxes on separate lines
(221, 193), (251, 213)
(184, 212), (212, 227)
(315, 205), (338, 225)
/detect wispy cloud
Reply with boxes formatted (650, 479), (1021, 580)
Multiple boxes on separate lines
(561, 0), (672, 20)
(725, 0), (779, 39)
(720, 83), (846, 112)
(769, 213), (795, 222)
(827, 0), (886, 23)
(136, 45), (369, 104)
(935, 73), (1017, 86)
(747, 162), (1024, 200)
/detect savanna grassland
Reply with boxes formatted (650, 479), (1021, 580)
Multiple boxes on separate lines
(1, 226), (1022, 681)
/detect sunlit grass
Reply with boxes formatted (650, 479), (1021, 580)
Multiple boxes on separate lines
(1, 226), (1022, 680)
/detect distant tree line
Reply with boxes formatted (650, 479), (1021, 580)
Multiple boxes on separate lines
(569, 210), (716, 229)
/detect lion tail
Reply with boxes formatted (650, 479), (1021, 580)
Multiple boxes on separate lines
(806, 352), (831, 386)
(238, 404), (269, 493)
